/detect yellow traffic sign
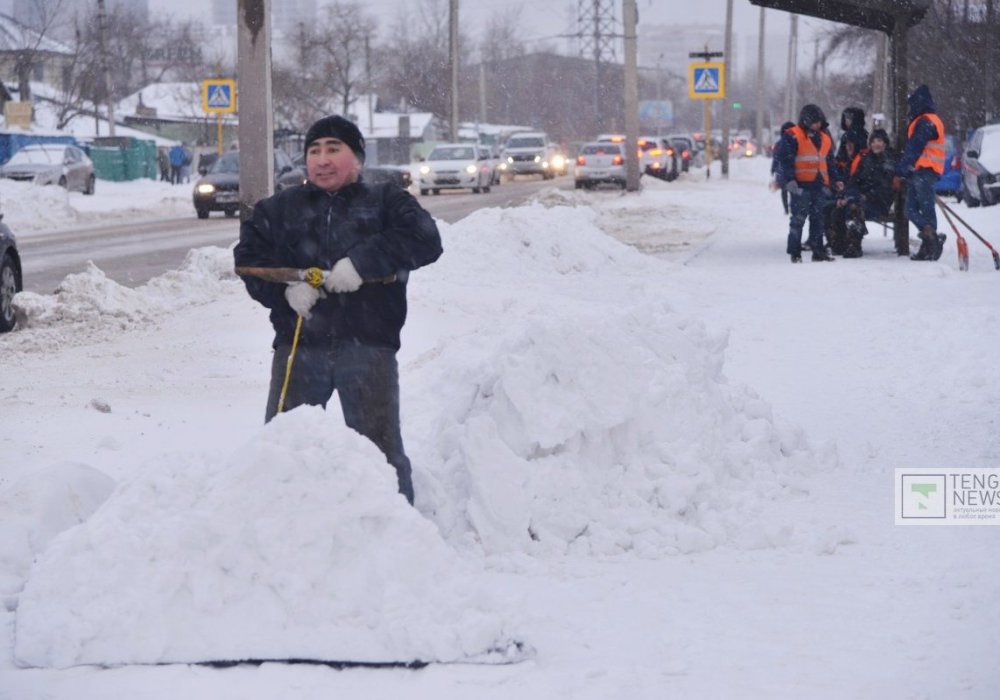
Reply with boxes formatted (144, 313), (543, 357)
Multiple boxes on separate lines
(688, 62), (725, 99)
(202, 79), (237, 113)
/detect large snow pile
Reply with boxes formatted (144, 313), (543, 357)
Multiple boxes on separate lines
(406, 199), (827, 556)
(14, 408), (525, 669)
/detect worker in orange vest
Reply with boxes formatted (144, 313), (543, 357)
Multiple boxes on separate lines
(893, 84), (947, 261)
(774, 103), (838, 263)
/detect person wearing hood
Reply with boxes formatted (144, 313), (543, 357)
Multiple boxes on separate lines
(233, 115), (443, 505)
(773, 103), (837, 262)
(771, 120), (796, 214)
(893, 84), (947, 261)
(835, 107), (869, 179)
(828, 129), (897, 258)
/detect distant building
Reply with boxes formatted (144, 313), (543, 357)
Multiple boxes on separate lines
(0, 13), (74, 94)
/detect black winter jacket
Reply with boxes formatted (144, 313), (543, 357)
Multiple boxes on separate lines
(848, 149), (896, 217)
(234, 178), (442, 350)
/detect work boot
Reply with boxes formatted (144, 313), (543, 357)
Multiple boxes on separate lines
(812, 249), (835, 262)
(929, 233), (947, 261)
(911, 226), (944, 261)
(790, 254), (802, 263)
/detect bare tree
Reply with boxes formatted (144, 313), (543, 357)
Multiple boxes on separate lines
(7, 0), (72, 103)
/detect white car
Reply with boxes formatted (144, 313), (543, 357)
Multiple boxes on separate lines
(419, 143), (494, 195)
(574, 141), (626, 190)
(0, 144), (96, 194)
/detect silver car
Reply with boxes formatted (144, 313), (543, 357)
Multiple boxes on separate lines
(0, 144), (96, 194)
(418, 143), (494, 195)
(574, 142), (626, 190)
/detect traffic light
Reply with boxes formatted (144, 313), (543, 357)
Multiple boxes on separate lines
(732, 102), (742, 110)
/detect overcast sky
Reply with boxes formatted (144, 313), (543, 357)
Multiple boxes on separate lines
(147, 0), (833, 45)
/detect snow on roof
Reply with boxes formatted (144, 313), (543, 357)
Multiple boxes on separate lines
(116, 82), (207, 122)
(0, 12), (73, 55)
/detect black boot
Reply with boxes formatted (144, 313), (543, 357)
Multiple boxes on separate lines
(929, 233), (947, 261)
(812, 249), (835, 262)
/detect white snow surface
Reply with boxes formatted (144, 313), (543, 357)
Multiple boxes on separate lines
(1, 158), (999, 698)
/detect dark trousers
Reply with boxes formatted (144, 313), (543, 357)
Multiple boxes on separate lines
(787, 186), (829, 255)
(265, 342), (414, 504)
(905, 168), (938, 232)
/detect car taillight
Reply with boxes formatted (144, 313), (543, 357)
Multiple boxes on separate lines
(612, 155), (623, 165)
(577, 155), (586, 166)
(666, 148), (675, 156)
(951, 155), (960, 169)
(682, 149), (690, 158)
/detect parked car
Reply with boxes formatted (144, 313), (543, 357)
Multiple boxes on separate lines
(1, 217), (22, 333)
(960, 124), (1000, 207)
(574, 141), (626, 190)
(418, 143), (494, 195)
(192, 149), (306, 218)
(502, 132), (556, 179)
(933, 133), (963, 198)
(0, 144), (95, 195)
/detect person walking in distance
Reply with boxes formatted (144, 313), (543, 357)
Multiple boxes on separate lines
(773, 104), (837, 262)
(233, 115), (443, 505)
(893, 84), (947, 261)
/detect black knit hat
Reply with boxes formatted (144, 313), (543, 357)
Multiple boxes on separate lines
(304, 115), (366, 162)
(799, 104), (826, 128)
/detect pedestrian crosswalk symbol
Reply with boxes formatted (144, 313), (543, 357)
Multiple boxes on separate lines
(688, 62), (725, 99)
(202, 79), (237, 113)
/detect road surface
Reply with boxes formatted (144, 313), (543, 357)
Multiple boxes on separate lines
(19, 176), (565, 294)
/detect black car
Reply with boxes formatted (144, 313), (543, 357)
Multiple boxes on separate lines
(960, 123), (1000, 208)
(1, 218), (22, 332)
(192, 150), (307, 219)
(362, 165), (412, 189)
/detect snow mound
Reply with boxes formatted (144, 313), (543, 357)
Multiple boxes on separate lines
(414, 301), (821, 558)
(8, 246), (237, 351)
(0, 463), (115, 608)
(14, 407), (524, 669)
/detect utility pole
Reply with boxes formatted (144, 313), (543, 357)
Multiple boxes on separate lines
(755, 7), (766, 149)
(237, 0), (274, 223)
(623, 0), (640, 191)
(986, 0), (996, 122)
(784, 14), (798, 121)
(96, 0), (116, 136)
(720, 0), (733, 178)
(449, 0), (459, 142)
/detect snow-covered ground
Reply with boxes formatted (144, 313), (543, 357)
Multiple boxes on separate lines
(1, 159), (998, 698)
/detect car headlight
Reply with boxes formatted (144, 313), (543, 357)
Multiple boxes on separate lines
(196, 183), (215, 194)
(552, 155), (566, 169)
(465, 164), (477, 174)
(506, 156), (514, 164)
(533, 154), (541, 163)
(419, 165), (431, 175)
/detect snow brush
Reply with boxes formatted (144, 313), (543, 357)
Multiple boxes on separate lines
(935, 196), (1000, 271)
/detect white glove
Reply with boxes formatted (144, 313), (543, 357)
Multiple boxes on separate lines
(784, 180), (801, 196)
(325, 257), (364, 293)
(285, 282), (322, 318)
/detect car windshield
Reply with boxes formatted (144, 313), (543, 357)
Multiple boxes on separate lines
(429, 146), (474, 160)
(507, 137), (544, 148)
(7, 148), (62, 165)
(210, 152), (241, 174)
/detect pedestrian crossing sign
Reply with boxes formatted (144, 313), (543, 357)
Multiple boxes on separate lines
(688, 62), (725, 99)
(202, 79), (237, 113)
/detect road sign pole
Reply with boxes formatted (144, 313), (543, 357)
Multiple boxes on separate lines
(704, 100), (711, 179)
(217, 114), (224, 156)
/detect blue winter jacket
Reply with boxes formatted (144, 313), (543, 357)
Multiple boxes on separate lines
(895, 85), (940, 177)
(234, 178), (442, 350)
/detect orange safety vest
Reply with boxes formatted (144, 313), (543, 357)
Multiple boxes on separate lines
(849, 150), (867, 177)
(907, 113), (945, 175)
(791, 126), (832, 186)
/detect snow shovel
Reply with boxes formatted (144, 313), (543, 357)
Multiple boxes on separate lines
(935, 199), (970, 271)
(934, 196), (1000, 271)
(235, 266), (399, 414)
